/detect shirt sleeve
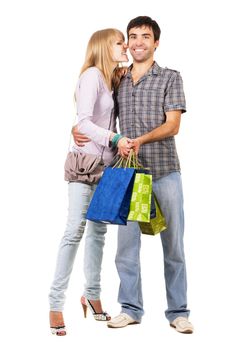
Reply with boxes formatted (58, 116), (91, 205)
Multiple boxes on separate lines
(164, 71), (186, 114)
(75, 69), (112, 147)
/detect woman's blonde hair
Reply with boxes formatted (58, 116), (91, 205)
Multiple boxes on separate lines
(80, 28), (125, 90)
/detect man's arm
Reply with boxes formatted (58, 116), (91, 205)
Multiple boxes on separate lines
(131, 110), (181, 154)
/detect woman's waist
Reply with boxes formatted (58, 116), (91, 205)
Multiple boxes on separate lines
(72, 143), (115, 165)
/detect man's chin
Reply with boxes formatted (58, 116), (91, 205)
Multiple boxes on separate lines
(132, 56), (146, 63)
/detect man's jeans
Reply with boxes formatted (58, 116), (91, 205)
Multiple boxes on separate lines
(115, 171), (190, 322)
(49, 182), (107, 311)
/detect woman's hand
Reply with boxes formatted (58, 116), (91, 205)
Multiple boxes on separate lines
(117, 137), (133, 158)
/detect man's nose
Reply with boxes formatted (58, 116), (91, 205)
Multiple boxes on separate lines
(135, 37), (143, 46)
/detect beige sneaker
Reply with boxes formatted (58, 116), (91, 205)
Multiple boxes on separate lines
(170, 317), (194, 334)
(107, 313), (139, 328)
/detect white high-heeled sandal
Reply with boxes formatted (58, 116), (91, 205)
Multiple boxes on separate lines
(50, 311), (66, 336)
(50, 325), (66, 336)
(80, 296), (111, 321)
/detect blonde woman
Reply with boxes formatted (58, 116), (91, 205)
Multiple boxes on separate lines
(49, 28), (130, 335)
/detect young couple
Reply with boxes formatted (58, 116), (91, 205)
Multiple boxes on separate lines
(49, 16), (194, 335)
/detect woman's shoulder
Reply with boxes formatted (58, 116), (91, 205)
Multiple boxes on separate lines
(80, 67), (102, 81)
(79, 67), (107, 93)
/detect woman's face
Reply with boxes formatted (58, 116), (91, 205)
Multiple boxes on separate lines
(112, 35), (128, 63)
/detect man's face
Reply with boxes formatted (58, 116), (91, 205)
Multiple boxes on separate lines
(128, 26), (159, 63)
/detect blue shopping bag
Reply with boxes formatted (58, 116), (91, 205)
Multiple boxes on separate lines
(86, 167), (136, 225)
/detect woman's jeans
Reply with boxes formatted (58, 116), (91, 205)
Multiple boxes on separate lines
(49, 182), (107, 311)
(115, 172), (190, 322)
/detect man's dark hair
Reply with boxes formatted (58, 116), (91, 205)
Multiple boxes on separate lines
(127, 16), (161, 41)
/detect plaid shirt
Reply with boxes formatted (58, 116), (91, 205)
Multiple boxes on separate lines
(117, 61), (186, 180)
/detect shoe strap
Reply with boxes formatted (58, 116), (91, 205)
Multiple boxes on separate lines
(51, 325), (66, 330)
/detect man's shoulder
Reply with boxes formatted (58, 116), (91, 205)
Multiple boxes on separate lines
(159, 65), (181, 78)
(163, 66), (179, 73)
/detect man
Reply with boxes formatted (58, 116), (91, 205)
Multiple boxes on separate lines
(74, 16), (193, 334)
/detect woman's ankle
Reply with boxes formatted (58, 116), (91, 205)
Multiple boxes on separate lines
(50, 311), (65, 326)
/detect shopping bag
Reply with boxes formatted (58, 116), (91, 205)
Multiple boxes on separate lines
(86, 166), (136, 225)
(127, 171), (152, 223)
(139, 192), (167, 235)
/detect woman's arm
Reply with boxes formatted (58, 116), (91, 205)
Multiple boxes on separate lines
(75, 68), (112, 147)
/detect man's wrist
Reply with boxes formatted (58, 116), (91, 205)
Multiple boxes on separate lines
(136, 136), (143, 146)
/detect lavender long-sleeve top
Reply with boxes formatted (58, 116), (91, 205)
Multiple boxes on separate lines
(73, 67), (117, 165)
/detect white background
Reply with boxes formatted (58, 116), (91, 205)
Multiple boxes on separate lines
(0, 0), (232, 349)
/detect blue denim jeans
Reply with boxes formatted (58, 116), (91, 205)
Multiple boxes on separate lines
(115, 172), (190, 322)
(49, 182), (107, 311)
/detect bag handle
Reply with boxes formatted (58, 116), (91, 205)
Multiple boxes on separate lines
(113, 150), (146, 169)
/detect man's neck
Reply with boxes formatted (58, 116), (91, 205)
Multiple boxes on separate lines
(131, 59), (154, 82)
(132, 59), (154, 74)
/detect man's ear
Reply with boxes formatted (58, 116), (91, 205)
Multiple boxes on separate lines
(154, 40), (159, 49)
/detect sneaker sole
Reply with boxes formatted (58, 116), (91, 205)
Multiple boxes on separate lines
(107, 321), (139, 328)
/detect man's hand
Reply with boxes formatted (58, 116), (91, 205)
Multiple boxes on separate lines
(72, 126), (91, 147)
(129, 138), (142, 155)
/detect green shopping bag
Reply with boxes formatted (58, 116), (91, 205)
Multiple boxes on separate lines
(139, 192), (167, 235)
(127, 171), (152, 223)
